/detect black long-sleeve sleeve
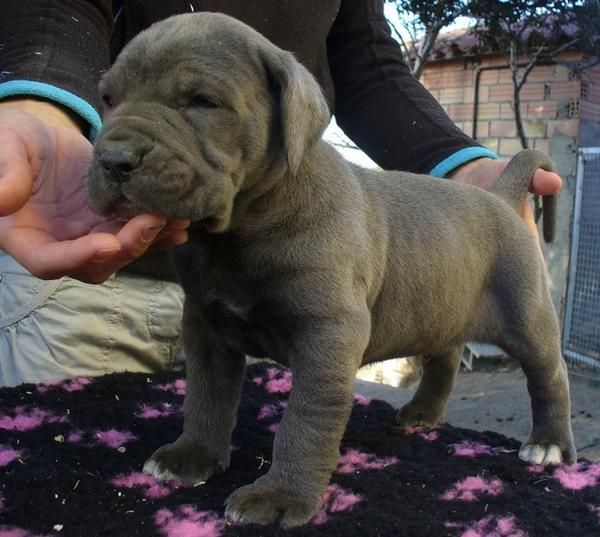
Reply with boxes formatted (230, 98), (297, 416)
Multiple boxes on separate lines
(0, 0), (113, 137)
(327, 0), (495, 174)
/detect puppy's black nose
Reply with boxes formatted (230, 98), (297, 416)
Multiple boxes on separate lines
(98, 144), (143, 181)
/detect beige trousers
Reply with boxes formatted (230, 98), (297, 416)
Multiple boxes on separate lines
(0, 252), (184, 387)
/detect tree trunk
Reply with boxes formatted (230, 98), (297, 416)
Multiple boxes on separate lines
(509, 41), (529, 149)
(513, 86), (529, 149)
(412, 24), (443, 79)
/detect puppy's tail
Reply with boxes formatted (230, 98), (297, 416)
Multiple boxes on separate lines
(490, 148), (557, 243)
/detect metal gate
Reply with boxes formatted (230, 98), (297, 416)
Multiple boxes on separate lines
(563, 147), (600, 380)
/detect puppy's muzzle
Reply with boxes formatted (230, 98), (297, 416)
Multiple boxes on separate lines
(98, 141), (146, 183)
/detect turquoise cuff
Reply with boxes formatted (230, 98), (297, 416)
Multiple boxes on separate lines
(429, 147), (499, 178)
(0, 80), (102, 140)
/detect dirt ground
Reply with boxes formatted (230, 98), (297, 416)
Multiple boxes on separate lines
(354, 358), (600, 461)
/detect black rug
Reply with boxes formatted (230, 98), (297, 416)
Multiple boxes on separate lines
(1, 363), (599, 537)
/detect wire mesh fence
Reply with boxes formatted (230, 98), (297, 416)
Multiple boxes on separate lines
(563, 148), (600, 380)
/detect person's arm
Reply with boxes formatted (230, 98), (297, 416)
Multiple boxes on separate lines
(0, 0), (113, 139)
(326, 0), (497, 175)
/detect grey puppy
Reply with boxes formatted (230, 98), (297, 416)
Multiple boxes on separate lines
(88, 12), (576, 528)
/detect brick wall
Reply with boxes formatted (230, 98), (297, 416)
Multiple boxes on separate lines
(581, 61), (600, 123)
(419, 50), (586, 157)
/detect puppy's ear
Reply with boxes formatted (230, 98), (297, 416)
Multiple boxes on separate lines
(263, 49), (330, 175)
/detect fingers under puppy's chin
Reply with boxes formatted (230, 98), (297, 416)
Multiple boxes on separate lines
(168, 218), (192, 229)
(148, 230), (189, 251)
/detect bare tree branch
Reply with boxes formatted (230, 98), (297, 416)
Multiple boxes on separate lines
(386, 0), (467, 79)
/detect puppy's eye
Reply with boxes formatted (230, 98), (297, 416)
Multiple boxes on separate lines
(102, 94), (114, 108)
(189, 95), (219, 108)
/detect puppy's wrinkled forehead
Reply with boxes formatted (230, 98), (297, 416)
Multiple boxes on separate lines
(103, 13), (268, 98)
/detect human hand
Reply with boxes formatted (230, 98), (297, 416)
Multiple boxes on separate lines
(448, 156), (562, 240)
(0, 103), (189, 284)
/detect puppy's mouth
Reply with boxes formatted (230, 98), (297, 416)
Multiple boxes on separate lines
(104, 194), (229, 233)
(89, 156), (233, 230)
(105, 196), (143, 220)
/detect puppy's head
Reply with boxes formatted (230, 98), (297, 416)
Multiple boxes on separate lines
(87, 12), (330, 232)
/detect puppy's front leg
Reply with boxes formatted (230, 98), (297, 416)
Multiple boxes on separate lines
(225, 323), (367, 528)
(144, 304), (246, 483)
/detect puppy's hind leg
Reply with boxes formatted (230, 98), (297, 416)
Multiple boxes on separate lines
(501, 305), (576, 465)
(395, 346), (462, 428)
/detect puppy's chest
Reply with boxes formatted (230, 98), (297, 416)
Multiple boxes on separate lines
(204, 285), (254, 325)
(178, 234), (293, 358)
(202, 285), (280, 358)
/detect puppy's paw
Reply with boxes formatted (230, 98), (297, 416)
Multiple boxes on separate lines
(395, 402), (444, 428)
(518, 443), (562, 465)
(143, 437), (227, 484)
(225, 475), (322, 528)
(518, 439), (577, 465)
(519, 421), (577, 465)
